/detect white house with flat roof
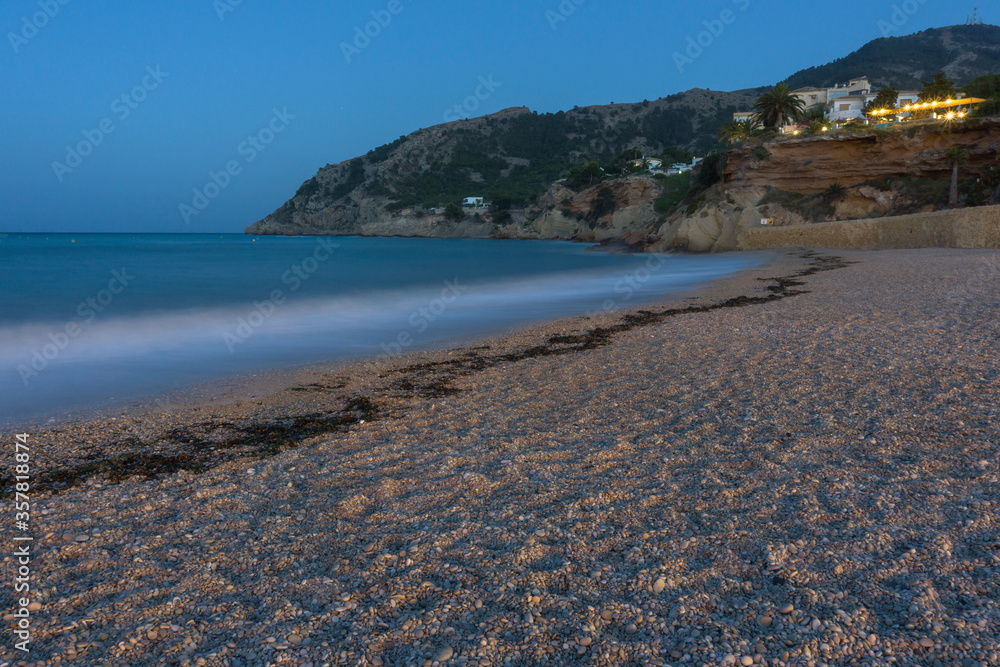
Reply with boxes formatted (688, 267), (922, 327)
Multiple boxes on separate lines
(791, 77), (871, 110)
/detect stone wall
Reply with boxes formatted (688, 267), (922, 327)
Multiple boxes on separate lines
(738, 205), (1000, 251)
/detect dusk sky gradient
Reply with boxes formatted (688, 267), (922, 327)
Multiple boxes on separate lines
(0, 0), (986, 233)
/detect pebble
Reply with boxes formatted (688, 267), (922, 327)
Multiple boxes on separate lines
(741, 656), (754, 666)
(434, 646), (454, 662)
(780, 603), (794, 614)
(759, 616), (772, 626)
(919, 637), (935, 648)
(600, 609), (614, 620)
(653, 577), (666, 593)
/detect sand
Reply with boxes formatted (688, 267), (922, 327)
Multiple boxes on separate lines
(3, 248), (999, 667)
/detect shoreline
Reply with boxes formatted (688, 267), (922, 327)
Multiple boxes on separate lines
(12, 249), (801, 491)
(9, 247), (1000, 667)
(7, 247), (779, 432)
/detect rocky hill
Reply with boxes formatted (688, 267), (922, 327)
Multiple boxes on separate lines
(247, 24), (1000, 241)
(785, 24), (1000, 90)
(246, 88), (763, 237)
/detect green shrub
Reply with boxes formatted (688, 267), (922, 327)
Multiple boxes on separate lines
(971, 97), (1000, 118)
(691, 152), (727, 193)
(654, 172), (691, 213)
(295, 177), (320, 199)
(587, 186), (616, 222)
(758, 187), (834, 221)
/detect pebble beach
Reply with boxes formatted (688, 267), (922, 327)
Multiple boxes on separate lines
(4, 247), (999, 667)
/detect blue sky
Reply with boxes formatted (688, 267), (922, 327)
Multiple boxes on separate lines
(0, 0), (985, 233)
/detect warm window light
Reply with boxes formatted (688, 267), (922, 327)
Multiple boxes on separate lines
(822, 126), (828, 131)
(946, 111), (955, 120)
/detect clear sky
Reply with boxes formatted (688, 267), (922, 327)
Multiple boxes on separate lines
(0, 0), (986, 233)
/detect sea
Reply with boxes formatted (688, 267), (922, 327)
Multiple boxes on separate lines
(0, 234), (769, 424)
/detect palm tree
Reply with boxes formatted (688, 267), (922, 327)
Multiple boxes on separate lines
(946, 147), (969, 207)
(718, 119), (754, 144)
(752, 83), (807, 130)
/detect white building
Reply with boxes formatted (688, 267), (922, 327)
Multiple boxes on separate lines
(828, 89), (924, 122)
(827, 96), (868, 122)
(462, 197), (486, 209)
(666, 157), (703, 176)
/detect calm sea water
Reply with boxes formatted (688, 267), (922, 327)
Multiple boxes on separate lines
(1, 234), (768, 424)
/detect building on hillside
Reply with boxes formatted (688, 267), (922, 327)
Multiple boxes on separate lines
(666, 157), (703, 176)
(896, 91), (920, 108)
(462, 197), (486, 209)
(791, 87), (828, 110)
(790, 77), (871, 110)
(827, 96), (868, 122)
(735, 77), (875, 132)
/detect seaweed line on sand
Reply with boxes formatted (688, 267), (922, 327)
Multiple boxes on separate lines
(20, 251), (852, 494)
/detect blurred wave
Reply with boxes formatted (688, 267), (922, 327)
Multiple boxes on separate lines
(0, 234), (768, 423)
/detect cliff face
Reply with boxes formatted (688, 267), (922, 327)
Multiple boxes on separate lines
(656, 119), (1000, 253)
(724, 119), (1000, 193)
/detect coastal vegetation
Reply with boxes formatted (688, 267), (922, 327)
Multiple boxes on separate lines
(965, 74), (1000, 118)
(752, 83), (807, 129)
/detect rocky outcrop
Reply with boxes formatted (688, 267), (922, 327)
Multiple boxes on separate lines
(247, 174), (667, 245)
(725, 119), (1000, 193)
(532, 177), (664, 242)
(648, 186), (804, 253)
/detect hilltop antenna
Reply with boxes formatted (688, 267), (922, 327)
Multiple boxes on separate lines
(967, 7), (983, 25)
